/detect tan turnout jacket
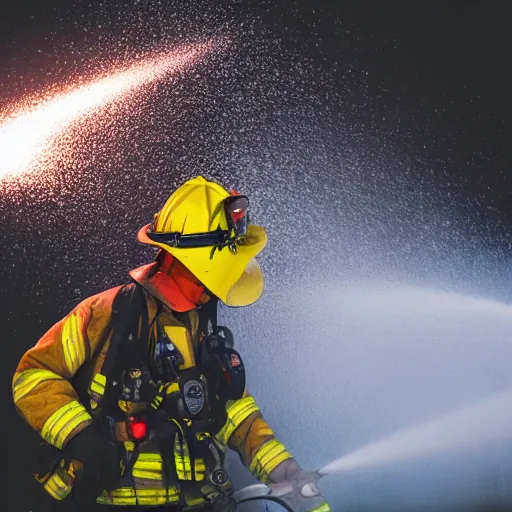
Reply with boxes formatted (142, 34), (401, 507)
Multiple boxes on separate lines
(12, 282), (292, 507)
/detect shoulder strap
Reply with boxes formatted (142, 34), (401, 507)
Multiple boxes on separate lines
(101, 283), (145, 375)
(95, 282), (148, 413)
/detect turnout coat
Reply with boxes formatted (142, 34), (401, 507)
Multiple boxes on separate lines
(12, 264), (292, 507)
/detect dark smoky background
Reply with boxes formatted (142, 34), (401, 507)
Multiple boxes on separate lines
(2, 2), (512, 511)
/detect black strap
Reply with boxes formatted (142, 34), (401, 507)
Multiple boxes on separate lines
(197, 297), (218, 343)
(101, 283), (146, 379)
(98, 282), (148, 413)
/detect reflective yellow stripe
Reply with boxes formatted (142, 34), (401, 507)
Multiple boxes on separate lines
(124, 441), (135, 452)
(172, 432), (205, 481)
(134, 459), (163, 470)
(215, 396), (260, 445)
(151, 395), (164, 409)
(43, 470), (73, 500)
(167, 382), (180, 394)
(310, 503), (331, 512)
(250, 439), (292, 482)
(132, 453), (163, 479)
(175, 456), (192, 480)
(137, 453), (163, 462)
(171, 420), (206, 481)
(132, 453), (164, 479)
(62, 311), (87, 375)
(194, 460), (206, 471)
(132, 469), (163, 480)
(194, 459), (206, 481)
(40, 401), (92, 449)
(185, 494), (206, 506)
(12, 369), (64, 403)
(174, 433), (192, 480)
(89, 373), (106, 396)
(96, 487), (180, 506)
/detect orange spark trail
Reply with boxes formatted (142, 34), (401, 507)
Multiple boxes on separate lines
(0, 42), (214, 179)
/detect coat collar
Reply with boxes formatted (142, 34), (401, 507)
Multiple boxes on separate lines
(129, 252), (206, 313)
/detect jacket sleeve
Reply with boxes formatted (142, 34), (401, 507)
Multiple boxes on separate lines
(214, 392), (294, 483)
(11, 288), (118, 450)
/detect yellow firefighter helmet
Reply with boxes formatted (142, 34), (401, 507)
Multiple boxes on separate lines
(136, 176), (267, 306)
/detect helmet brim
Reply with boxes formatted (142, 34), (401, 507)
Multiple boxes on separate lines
(136, 223), (266, 307)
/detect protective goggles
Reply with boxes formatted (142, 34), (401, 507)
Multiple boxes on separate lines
(146, 195), (250, 252)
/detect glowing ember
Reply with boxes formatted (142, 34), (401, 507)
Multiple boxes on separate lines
(0, 42), (214, 179)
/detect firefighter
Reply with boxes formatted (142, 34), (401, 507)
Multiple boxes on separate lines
(12, 176), (331, 511)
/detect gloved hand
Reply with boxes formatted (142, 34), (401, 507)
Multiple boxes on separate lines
(63, 419), (120, 497)
(286, 470), (331, 512)
(65, 420), (110, 474)
(269, 459), (332, 512)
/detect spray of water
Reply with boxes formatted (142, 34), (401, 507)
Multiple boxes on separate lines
(319, 388), (512, 475)
(0, 41), (216, 180)
(231, 282), (512, 509)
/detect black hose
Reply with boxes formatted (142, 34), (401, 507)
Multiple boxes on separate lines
(236, 496), (295, 512)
